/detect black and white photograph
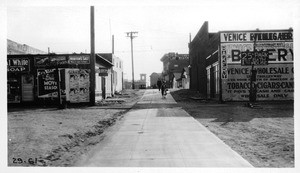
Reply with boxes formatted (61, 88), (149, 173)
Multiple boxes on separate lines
(2, 0), (299, 172)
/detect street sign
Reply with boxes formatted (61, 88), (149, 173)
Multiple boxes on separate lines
(241, 50), (268, 66)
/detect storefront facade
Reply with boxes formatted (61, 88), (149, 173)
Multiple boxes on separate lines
(7, 53), (114, 105)
(7, 57), (35, 103)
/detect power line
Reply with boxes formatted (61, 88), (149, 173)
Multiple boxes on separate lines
(110, 18), (188, 36)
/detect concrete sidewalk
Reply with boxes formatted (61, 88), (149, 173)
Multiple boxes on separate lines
(76, 89), (253, 167)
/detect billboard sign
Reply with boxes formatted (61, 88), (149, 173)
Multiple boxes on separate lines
(220, 30), (293, 101)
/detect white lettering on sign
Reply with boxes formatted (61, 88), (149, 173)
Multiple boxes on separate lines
(221, 31), (293, 43)
(7, 67), (26, 72)
(223, 33), (247, 42)
(7, 59), (29, 66)
(44, 81), (57, 85)
(221, 45), (228, 79)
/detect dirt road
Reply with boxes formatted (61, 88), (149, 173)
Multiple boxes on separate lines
(7, 89), (145, 166)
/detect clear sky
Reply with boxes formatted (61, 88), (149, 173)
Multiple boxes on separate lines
(5, 0), (300, 81)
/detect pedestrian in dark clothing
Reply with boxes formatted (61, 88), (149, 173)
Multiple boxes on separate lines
(157, 79), (162, 91)
(161, 81), (167, 98)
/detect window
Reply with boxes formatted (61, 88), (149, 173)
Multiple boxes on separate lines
(206, 66), (211, 98)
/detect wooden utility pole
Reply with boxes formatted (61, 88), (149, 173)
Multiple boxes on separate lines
(90, 6), (96, 106)
(126, 31), (138, 89)
(112, 35), (114, 54)
(249, 37), (257, 103)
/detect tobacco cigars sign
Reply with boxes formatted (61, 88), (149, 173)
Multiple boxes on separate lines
(7, 58), (30, 72)
(37, 69), (58, 98)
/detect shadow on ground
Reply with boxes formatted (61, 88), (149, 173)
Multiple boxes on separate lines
(132, 103), (179, 109)
(171, 89), (294, 123)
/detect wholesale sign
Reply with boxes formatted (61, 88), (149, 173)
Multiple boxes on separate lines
(220, 30), (293, 101)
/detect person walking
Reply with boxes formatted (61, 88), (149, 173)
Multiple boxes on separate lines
(157, 79), (162, 91)
(161, 80), (167, 99)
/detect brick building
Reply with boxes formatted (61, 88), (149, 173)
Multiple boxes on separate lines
(189, 21), (293, 101)
(160, 52), (189, 88)
(189, 21), (220, 99)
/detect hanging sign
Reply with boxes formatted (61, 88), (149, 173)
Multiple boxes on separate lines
(97, 68), (108, 76)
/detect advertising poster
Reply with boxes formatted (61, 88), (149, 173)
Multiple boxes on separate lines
(220, 30), (293, 101)
(7, 78), (21, 103)
(66, 69), (90, 103)
(37, 69), (58, 98)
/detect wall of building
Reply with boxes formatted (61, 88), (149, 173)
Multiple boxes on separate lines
(189, 22), (294, 101)
(150, 72), (161, 88)
(220, 30), (293, 101)
(189, 21), (219, 98)
(112, 55), (123, 93)
(161, 53), (189, 88)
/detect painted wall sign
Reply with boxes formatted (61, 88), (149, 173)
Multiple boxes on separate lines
(35, 56), (68, 66)
(241, 50), (269, 66)
(220, 30), (293, 101)
(221, 45), (228, 79)
(68, 55), (90, 64)
(220, 31), (293, 43)
(7, 58), (30, 72)
(35, 56), (50, 66)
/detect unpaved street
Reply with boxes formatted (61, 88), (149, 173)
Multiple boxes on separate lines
(7, 89), (294, 167)
(7, 90), (145, 166)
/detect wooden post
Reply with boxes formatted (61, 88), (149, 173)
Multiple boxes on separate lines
(90, 6), (96, 106)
